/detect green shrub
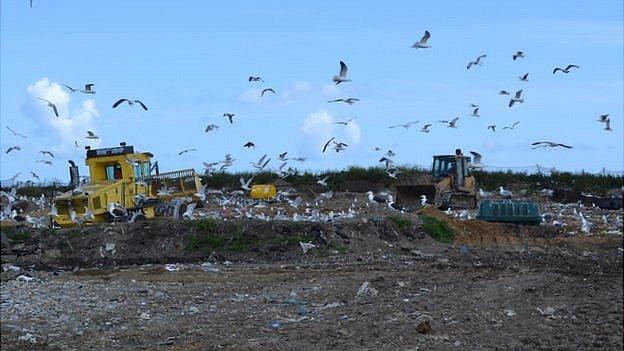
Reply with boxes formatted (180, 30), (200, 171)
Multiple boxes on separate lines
(388, 215), (412, 231)
(421, 215), (455, 243)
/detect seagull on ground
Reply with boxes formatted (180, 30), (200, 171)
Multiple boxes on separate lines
(420, 124), (432, 133)
(112, 99), (148, 110)
(389, 121), (419, 129)
(499, 186), (513, 198)
(467, 54), (487, 69)
(420, 195), (428, 206)
(553, 64), (580, 74)
(512, 51), (525, 60)
(178, 148), (197, 155)
(327, 98), (359, 105)
(479, 188), (493, 197)
(411, 30), (432, 49)
(261, 88), (276, 97)
(332, 61), (351, 85)
(6, 127), (27, 138)
(502, 121), (520, 130)
(38, 97), (59, 117)
(531, 141), (573, 149)
(85, 131), (99, 139)
(248, 76), (264, 82)
(508, 89), (524, 107)
(519, 73), (529, 82)
(223, 113), (235, 124)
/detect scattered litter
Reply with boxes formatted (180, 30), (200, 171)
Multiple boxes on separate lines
(18, 333), (37, 344)
(321, 302), (344, 310)
(267, 319), (282, 329)
(200, 262), (220, 272)
(537, 306), (556, 318)
(504, 309), (517, 317)
(356, 281), (378, 297)
(459, 244), (470, 256)
(158, 336), (178, 345)
(139, 312), (151, 320)
(187, 306), (200, 314)
(453, 340), (462, 347)
(16, 274), (34, 282)
(416, 320), (432, 334)
(164, 264), (181, 272)
(2, 264), (21, 272)
(299, 241), (316, 254)
(104, 243), (116, 253)
(284, 292), (307, 315)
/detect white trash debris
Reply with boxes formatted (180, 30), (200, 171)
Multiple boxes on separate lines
(18, 333), (37, 344)
(2, 264), (21, 272)
(16, 274), (34, 282)
(299, 241), (317, 254)
(537, 306), (556, 318)
(356, 281), (378, 297)
(164, 264), (181, 272)
(504, 309), (517, 317)
(200, 262), (220, 272)
(105, 243), (116, 253)
(139, 312), (151, 320)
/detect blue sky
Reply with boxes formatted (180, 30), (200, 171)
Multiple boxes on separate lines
(1, 0), (623, 182)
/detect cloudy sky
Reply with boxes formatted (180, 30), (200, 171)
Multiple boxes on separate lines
(1, 1), (622, 183)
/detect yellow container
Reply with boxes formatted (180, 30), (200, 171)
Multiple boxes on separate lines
(250, 184), (277, 200)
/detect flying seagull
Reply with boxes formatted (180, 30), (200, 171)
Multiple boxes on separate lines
(39, 150), (54, 157)
(251, 154), (270, 170)
(6, 127), (27, 138)
(519, 73), (529, 82)
(112, 99), (148, 110)
(327, 98), (359, 105)
(6, 146), (21, 154)
(411, 30), (431, 49)
(85, 131), (99, 139)
(335, 117), (356, 126)
(531, 141), (573, 149)
(278, 152), (288, 161)
(470, 103), (479, 108)
(604, 118), (612, 131)
(447, 117), (459, 128)
(502, 121), (520, 130)
(322, 137), (336, 153)
(36, 160), (52, 165)
(332, 61), (351, 85)
(508, 89), (524, 107)
(468, 151), (484, 170)
(420, 124), (432, 133)
(243, 141), (255, 148)
(261, 88), (276, 97)
(488, 125), (496, 132)
(389, 121), (419, 129)
(64, 83), (95, 94)
(30, 171), (40, 181)
(38, 98), (59, 117)
(332, 141), (348, 152)
(553, 64), (580, 74)
(205, 124), (219, 132)
(178, 148), (196, 155)
(223, 113), (235, 124)
(240, 176), (254, 191)
(499, 90), (510, 96)
(470, 107), (480, 117)
(467, 54), (487, 69)
(248, 76), (264, 82)
(598, 114), (609, 122)
(512, 51), (525, 60)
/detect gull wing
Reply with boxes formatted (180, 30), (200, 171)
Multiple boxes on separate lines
(339, 61), (348, 77)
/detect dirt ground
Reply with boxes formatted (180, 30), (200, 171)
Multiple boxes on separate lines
(1, 202), (623, 350)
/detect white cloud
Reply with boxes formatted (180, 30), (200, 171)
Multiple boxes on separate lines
(22, 77), (101, 154)
(280, 81), (311, 101)
(299, 109), (362, 157)
(321, 83), (341, 97)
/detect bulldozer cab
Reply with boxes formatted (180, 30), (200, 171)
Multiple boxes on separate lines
(432, 154), (471, 186)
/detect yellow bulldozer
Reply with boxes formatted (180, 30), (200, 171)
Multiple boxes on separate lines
(53, 143), (202, 227)
(395, 149), (478, 210)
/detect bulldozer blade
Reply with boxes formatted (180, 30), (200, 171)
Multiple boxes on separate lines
(395, 185), (436, 210)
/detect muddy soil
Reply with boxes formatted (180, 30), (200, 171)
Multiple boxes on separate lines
(1, 209), (623, 350)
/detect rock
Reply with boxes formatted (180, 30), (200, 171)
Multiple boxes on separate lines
(416, 320), (431, 334)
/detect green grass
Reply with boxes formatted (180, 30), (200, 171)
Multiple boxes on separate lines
(388, 215), (412, 231)
(421, 215), (455, 244)
(5, 229), (32, 242)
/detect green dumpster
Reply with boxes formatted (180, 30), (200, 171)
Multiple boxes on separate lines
(476, 200), (542, 224)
